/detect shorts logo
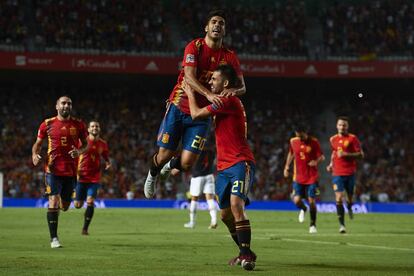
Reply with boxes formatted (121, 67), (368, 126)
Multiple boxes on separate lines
(162, 133), (170, 144)
(332, 184), (338, 191)
(185, 54), (195, 63)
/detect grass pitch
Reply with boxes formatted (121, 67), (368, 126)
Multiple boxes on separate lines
(0, 208), (413, 275)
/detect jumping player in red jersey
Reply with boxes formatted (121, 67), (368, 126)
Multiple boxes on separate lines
(183, 64), (256, 271)
(327, 116), (364, 233)
(144, 9), (246, 199)
(74, 121), (111, 235)
(32, 96), (88, 248)
(284, 125), (324, 234)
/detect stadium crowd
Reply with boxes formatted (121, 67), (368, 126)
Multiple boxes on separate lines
(1, 0), (413, 58)
(1, 83), (413, 203)
(321, 0), (414, 57)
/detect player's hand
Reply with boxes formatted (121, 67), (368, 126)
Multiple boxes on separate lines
(308, 160), (318, 167)
(32, 153), (42, 166)
(171, 168), (180, 176)
(326, 164), (333, 172)
(182, 80), (194, 95)
(283, 168), (289, 178)
(337, 150), (346, 158)
(220, 88), (237, 97)
(105, 162), (112, 170)
(69, 145), (80, 158)
(206, 92), (224, 107)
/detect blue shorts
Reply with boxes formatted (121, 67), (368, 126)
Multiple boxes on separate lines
(332, 175), (355, 194)
(292, 182), (319, 198)
(45, 173), (75, 202)
(157, 103), (211, 154)
(215, 161), (255, 209)
(75, 182), (101, 201)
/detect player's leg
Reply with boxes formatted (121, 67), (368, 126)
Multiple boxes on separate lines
(228, 162), (256, 270)
(292, 182), (307, 223)
(45, 174), (62, 248)
(162, 115), (211, 176)
(204, 174), (217, 229)
(185, 176), (203, 228)
(82, 183), (100, 235)
(73, 181), (86, 209)
(333, 176), (346, 233)
(145, 104), (182, 198)
(307, 183), (319, 234)
(345, 175), (356, 219)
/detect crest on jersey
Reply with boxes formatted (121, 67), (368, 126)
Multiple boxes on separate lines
(185, 54), (195, 63)
(344, 140), (349, 147)
(70, 127), (77, 136)
(162, 133), (170, 144)
(306, 146), (312, 153)
(219, 59), (226, 65)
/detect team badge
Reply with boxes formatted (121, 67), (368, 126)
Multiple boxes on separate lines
(70, 127), (77, 136)
(306, 146), (312, 153)
(344, 140), (349, 147)
(185, 54), (195, 63)
(162, 133), (170, 144)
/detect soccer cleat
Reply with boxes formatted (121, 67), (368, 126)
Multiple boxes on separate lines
(82, 229), (89, 235)
(228, 251), (256, 267)
(208, 224), (218, 229)
(309, 225), (317, 234)
(348, 208), (354, 220)
(50, 237), (62, 248)
(160, 160), (172, 177)
(339, 225), (346, 234)
(240, 254), (256, 271)
(144, 170), (158, 199)
(184, 222), (195, 229)
(298, 209), (306, 223)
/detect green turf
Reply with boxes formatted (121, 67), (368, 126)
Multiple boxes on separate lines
(0, 208), (413, 275)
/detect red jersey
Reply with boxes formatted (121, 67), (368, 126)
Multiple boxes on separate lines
(330, 133), (361, 176)
(289, 137), (323, 185)
(207, 96), (255, 171)
(77, 137), (109, 183)
(37, 116), (87, 177)
(169, 38), (242, 114)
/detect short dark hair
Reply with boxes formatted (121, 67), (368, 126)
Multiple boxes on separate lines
(215, 64), (237, 87)
(337, 116), (349, 122)
(294, 123), (309, 134)
(56, 95), (72, 104)
(206, 9), (227, 25)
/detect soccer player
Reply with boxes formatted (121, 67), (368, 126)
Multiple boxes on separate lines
(32, 96), (88, 248)
(144, 9), (246, 199)
(184, 145), (217, 229)
(183, 64), (256, 271)
(327, 116), (364, 234)
(283, 126), (324, 234)
(74, 121), (111, 235)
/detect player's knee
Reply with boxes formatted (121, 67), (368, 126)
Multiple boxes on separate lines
(74, 201), (83, 209)
(61, 201), (70, 211)
(180, 163), (192, 172)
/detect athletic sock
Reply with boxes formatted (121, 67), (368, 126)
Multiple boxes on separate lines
(83, 204), (95, 231)
(189, 200), (197, 224)
(296, 200), (307, 211)
(310, 203), (317, 226)
(169, 157), (182, 171)
(336, 202), (345, 226)
(235, 220), (252, 255)
(47, 208), (59, 239)
(347, 202), (353, 212)
(150, 153), (161, 177)
(221, 216), (239, 246)
(207, 199), (217, 225)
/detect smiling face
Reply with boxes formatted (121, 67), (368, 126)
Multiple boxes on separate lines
(205, 15), (226, 41)
(88, 121), (100, 137)
(56, 96), (72, 119)
(208, 71), (228, 94)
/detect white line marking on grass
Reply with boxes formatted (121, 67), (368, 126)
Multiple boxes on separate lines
(273, 238), (414, 252)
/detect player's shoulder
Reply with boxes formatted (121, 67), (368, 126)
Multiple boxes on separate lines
(290, 137), (300, 143)
(44, 116), (57, 124)
(187, 38), (204, 48)
(70, 116), (85, 124)
(310, 136), (320, 143)
(329, 134), (338, 142)
(98, 137), (108, 144)
(348, 133), (360, 141)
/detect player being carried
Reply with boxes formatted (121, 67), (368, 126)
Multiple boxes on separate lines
(183, 64), (256, 271)
(32, 96), (88, 248)
(144, 9), (246, 199)
(74, 121), (111, 235)
(284, 125), (324, 234)
(327, 116), (364, 234)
